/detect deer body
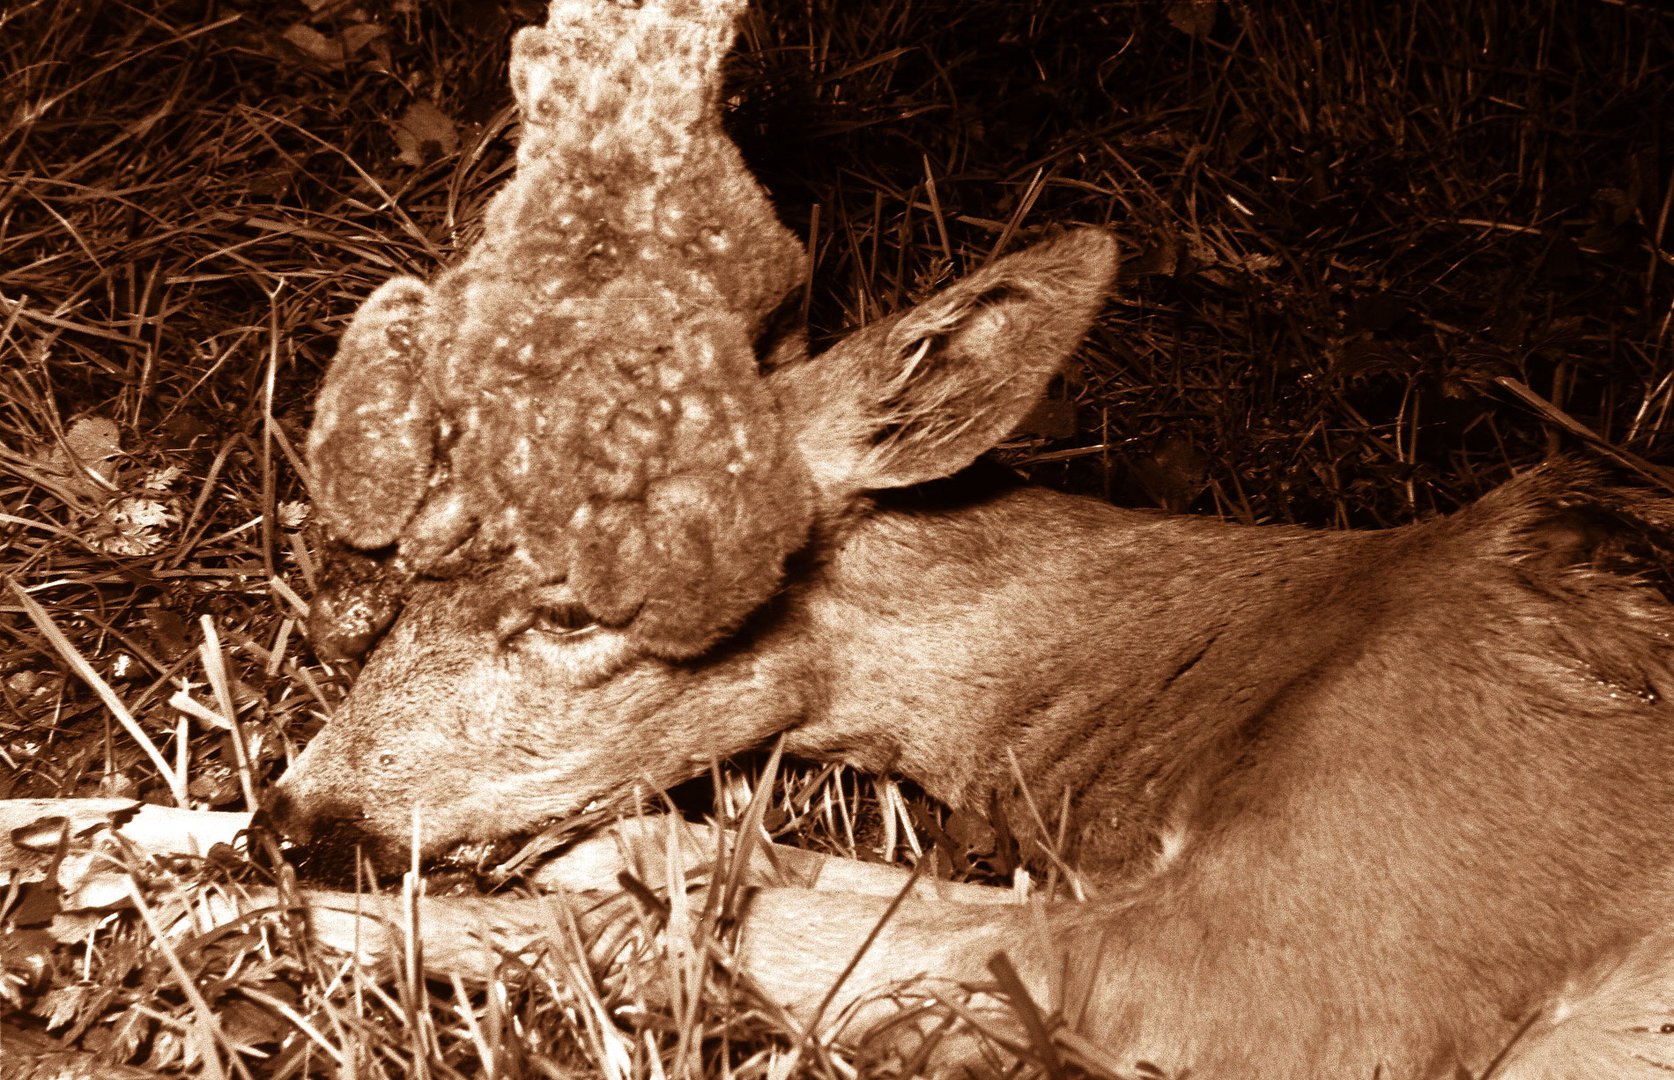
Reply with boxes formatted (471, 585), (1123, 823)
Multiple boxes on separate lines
(280, 360), (1674, 1075)
(272, 6), (1674, 1069)
(752, 473), (1674, 1078)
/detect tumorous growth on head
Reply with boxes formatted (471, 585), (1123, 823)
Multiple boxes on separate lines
(306, 0), (815, 660)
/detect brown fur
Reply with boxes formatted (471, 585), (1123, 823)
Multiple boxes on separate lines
(276, 227), (1674, 1076)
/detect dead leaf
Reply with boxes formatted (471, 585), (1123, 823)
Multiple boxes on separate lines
(84, 468), (182, 556)
(393, 99), (460, 167)
(338, 22), (387, 61)
(1166, 0), (1219, 39)
(277, 500), (309, 529)
(279, 22), (338, 65)
(1131, 431), (1209, 512)
(45, 416), (121, 494)
(276, 17), (387, 71)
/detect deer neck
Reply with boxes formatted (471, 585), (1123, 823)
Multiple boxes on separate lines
(783, 479), (1394, 870)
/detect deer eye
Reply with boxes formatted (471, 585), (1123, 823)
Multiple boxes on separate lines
(530, 600), (599, 638)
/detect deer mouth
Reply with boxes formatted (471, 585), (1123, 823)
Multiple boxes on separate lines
(428, 800), (622, 884)
(273, 799), (620, 891)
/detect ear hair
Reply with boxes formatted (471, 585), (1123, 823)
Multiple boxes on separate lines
(307, 276), (438, 549)
(778, 229), (1117, 497)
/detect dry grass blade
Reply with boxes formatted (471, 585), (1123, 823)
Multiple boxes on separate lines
(10, 583), (188, 807)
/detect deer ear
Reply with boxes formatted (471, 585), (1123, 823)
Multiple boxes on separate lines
(307, 277), (438, 549)
(776, 228), (1117, 495)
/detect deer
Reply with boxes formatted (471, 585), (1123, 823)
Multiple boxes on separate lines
(270, 1), (1674, 1076)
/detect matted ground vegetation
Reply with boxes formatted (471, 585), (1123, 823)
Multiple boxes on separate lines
(2, 0), (1672, 1076)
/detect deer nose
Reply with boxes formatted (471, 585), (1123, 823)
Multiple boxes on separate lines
(264, 787), (403, 882)
(264, 785), (370, 849)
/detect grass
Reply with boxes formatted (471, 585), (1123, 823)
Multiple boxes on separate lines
(2, 0), (1672, 1076)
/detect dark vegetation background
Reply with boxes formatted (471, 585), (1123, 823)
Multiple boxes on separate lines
(2, 0), (1671, 1075)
